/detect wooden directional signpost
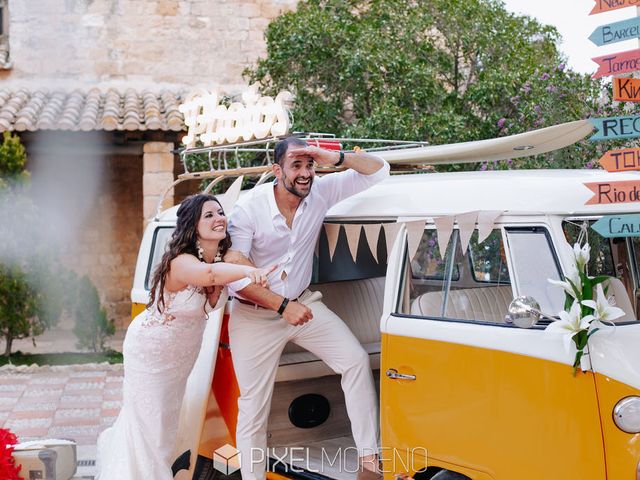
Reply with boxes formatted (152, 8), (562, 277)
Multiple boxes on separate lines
(591, 0), (639, 15)
(592, 214), (640, 237)
(589, 16), (640, 46)
(587, 3), (640, 206)
(589, 115), (640, 141)
(599, 147), (640, 171)
(613, 77), (640, 101)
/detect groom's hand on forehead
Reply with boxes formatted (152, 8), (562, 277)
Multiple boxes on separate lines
(288, 146), (338, 168)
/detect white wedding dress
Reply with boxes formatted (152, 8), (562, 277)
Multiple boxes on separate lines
(96, 284), (223, 480)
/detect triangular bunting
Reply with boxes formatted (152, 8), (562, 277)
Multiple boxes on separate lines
(344, 224), (362, 262)
(218, 175), (244, 213)
(324, 223), (342, 261)
(406, 219), (427, 261)
(363, 224), (382, 263)
(477, 210), (503, 244)
(383, 222), (404, 257)
(433, 215), (455, 258)
(456, 211), (479, 255)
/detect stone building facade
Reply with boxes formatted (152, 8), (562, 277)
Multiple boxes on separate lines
(0, 0), (297, 329)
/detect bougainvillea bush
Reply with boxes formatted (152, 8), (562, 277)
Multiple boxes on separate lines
(0, 428), (23, 480)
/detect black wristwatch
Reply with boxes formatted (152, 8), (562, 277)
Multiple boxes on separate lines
(278, 298), (290, 315)
(335, 150), (345, 167)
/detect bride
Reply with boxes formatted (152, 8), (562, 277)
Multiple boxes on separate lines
(96, 193), (274, 480)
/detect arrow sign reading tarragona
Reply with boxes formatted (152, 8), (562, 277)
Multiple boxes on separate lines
(591, 0), (640, 15)
(589, 16), (640, 46)
(592, 214), (640, 237)
(593, 48), (640, 78)
(590, 115), (640, 141)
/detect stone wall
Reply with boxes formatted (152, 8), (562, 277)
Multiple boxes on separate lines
(2, 0), (297, 89)
(59, 153), (143, 329)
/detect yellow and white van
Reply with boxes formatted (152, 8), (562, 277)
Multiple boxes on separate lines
(130, 120), (640, 480)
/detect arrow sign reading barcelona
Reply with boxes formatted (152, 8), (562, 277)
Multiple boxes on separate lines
(584, 180), (640, 205)
(589, 115), (640, 141)
(592, 48), (640, 78)
(599, 148), (640, 172)
(613, 77), (640, 102)
(589, 17), (640, 46)
(592, 214), (640, 237)
(591, 0), (639, 15)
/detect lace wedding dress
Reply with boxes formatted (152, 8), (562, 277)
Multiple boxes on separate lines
(96, 284), (223, 480)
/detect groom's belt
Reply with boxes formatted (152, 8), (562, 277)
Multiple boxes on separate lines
(233, 297), (298, 310)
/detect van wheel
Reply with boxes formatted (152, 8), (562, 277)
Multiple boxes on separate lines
(430, 471), (469, 480)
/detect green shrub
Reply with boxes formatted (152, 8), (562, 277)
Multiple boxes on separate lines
(0, 265), (41, 356)
(73, 276), (115, 352)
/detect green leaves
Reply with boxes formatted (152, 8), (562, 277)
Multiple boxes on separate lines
(247, 0), (640, 170)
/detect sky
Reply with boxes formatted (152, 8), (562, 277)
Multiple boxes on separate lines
(502, 0), (639, 74)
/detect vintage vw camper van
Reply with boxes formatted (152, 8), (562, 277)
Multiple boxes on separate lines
(130, 121), (640, 480)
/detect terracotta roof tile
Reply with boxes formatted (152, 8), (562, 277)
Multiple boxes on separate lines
(0, 88), (186, 132)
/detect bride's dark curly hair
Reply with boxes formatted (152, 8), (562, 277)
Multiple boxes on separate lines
(147, 194), (232, 313)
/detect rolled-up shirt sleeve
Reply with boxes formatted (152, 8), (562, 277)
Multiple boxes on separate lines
(317, 158), (390, 207)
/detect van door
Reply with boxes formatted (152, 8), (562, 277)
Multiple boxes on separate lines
(380, 225), (606, 480)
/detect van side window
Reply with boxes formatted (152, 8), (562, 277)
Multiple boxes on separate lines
(398, 227), (513, 325)
(505, 227), (564, 315)
(144, 227), (175, 290)
(563, 221), (615, 276)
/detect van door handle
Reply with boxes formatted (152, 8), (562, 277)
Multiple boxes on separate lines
(386, 369), (416, 381)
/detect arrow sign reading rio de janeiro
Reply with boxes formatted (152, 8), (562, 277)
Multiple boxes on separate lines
(589, 17), (640, 46)
(591, 0), (640, 15)
(584, 180), (640, 205)
(599, 148), (640, 171)
(593, 48), (640, 78)
(592, 214), (640, 238)
(613, 77), (640, 102)
(589, 115), (640, 141)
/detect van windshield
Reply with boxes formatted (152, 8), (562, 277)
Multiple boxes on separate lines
(563, 220), (639, 323)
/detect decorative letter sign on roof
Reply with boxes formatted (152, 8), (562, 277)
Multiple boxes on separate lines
(592, 214), (640, 237)
(179, 85), (293, 149)
(589, 115), (640, 141)
(589, 16), (640, 46)
(584, 180), (640, 205)
(590, 0), (639, 15)
(598, 148), (640, 172)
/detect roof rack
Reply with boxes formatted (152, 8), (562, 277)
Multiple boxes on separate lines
(153, 120), (595, 220)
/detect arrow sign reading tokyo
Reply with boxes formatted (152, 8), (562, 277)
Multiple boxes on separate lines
(591, 0), (640, 15)
(599, 148), (640, 171)
(584, 180), (640, 205)
(589, 17), (640, 46)
(589, 115), (640, 141)
(593, 48), (640, 78)
(613, 77), (640, 102)
(592, 214), (640, 237)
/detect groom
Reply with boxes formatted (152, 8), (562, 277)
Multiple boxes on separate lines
(225, 136), (389, 480)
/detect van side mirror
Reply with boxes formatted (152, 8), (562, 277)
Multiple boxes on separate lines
(505, 296), (544, 329)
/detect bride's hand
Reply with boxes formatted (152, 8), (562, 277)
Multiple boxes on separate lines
(247, 265), (277, 288)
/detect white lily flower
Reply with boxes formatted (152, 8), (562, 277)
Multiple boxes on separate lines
(572, 242), (590, 273)
(548, 263), (581, 299)
(582, 282), (625, 325)
(545, 301), (594, 352)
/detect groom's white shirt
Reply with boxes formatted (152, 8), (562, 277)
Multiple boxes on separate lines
(227, 161), (390, 300)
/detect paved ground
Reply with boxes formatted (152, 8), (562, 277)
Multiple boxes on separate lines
(0, 362), (124, 479)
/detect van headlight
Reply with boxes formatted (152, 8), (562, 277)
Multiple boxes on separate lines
(613, 396), (640, 434)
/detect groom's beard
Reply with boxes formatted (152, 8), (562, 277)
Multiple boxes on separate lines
(282, 172), (313, 198)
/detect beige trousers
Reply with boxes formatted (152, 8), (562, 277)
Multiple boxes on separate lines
(229, 290), (379, 480)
